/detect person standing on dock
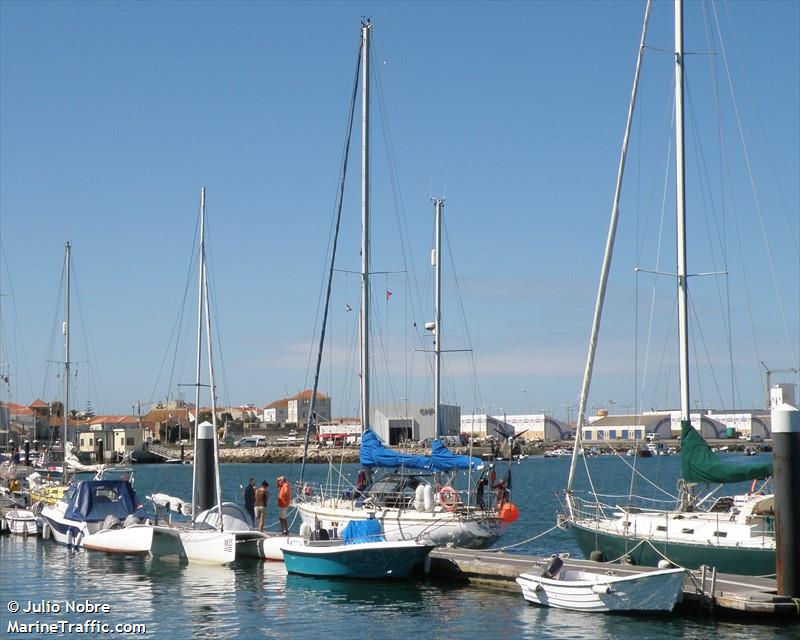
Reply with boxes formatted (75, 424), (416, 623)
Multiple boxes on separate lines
(254, 481), (269, 531)
(277, 476), (291, 535)
(243, 477), (256, 525)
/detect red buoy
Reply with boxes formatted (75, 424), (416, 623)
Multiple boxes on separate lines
(499, 502), (519, 523)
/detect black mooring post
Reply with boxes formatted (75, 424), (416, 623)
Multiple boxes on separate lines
(772, 403), (800, 597)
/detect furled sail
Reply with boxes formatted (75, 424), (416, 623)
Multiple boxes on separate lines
(680, 422), (772, 484)
(359, 428), (481, 471)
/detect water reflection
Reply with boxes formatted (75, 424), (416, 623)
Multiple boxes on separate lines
(3, 458), (798, 640)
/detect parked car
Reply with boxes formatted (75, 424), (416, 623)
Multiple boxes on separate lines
(234, 436), (266, 448)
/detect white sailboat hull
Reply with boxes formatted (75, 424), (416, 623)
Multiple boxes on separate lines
(178, 529), (237, 565)
(81, 524), (153, 554)
(516, 567), (686, 613)
(295, 500), (501, 549)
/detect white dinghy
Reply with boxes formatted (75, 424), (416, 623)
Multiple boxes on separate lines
(516, 556), (685, 613)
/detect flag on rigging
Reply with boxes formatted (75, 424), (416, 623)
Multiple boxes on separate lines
(386, 290), (392, 301)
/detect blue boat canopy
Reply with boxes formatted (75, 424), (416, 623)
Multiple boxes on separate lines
(360, 428), (481, 471)
(341, 518), (385, 544)
(63, 480), (144, 523)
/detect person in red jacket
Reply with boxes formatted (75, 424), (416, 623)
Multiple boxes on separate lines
(277, 476), (291, 535)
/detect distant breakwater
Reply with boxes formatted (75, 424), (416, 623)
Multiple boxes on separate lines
(218, 446), (361, 464)
(140, 438), (766, 464)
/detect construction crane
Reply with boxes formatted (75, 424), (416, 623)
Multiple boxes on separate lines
(760, 362), (800, 408)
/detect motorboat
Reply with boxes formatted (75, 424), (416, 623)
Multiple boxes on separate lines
(281, 519), (434, 579)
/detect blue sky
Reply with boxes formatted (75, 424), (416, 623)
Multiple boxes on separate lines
(1, 1), (797, 421)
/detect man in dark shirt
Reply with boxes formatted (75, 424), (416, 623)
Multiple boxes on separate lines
(243, 477), (256, 524)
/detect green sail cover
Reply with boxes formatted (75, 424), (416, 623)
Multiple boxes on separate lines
(680, 421), (772, 483)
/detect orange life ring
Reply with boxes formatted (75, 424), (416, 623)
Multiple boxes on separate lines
(438, 486), (458, 512)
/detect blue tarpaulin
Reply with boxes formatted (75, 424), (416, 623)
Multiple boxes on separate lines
(63, 480), (144, 523)
(359, 428), (481, 471)
(430, 440), (482, 471)
(340, 517), (385, 544)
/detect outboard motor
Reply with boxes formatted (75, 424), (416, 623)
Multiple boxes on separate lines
(541, 555), (563, 579)
(123, 514), (142, 528)
(102, 515), (123, 530)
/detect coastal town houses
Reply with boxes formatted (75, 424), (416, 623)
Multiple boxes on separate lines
(263, 398), (289, 425)
(0, 401), (38, 447)
(77, 415), (141, 462)
(288, 390), (331, 426)
(139, 405), (193, 444)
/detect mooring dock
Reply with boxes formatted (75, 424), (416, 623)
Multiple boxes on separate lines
(425, 548), (800, 619)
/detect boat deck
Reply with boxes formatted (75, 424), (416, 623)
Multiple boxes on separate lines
(425, 548), (799, 619)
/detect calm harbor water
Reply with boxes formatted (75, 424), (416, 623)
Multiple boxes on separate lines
(0, 454), (793, 639)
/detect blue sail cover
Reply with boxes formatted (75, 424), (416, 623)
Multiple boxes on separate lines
(359, 428), (481, 471)
(430, 440), (481, 471)
(63, 480), (144, 523)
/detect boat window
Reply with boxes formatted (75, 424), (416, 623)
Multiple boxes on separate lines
(656, 525), (667, 532)
(713, 531), (728, 538)
(681, 528), (694, 534)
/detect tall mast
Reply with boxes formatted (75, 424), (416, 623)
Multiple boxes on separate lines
(675, 0), (690, 426)
(359, 19), (371, 432)
(63, 241), (71, 442)
(566, 1), (652, 495)
(432, 198), (444, 437)
(201, 205), (224, 531)
(191, 188), (205, 518)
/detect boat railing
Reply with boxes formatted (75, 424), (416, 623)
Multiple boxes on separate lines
(295, 480), (499, 515)
(567, 492), (678, 522)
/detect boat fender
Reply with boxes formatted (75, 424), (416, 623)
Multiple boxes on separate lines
(414, 485), (426, 512)
(437, 486), (458, 512)
(589, 550), (605, 562)
(541, 555), (563, 579)
(299, 522), (312, 540)
(657, 559), (674, 569)
(591, 583), (612, 595)
(41, 522), (51, 540)
(0, 518), (7, 534)
(423, 485), (435, 512)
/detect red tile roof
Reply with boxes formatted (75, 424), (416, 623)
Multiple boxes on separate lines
(289, 390), (329, 401)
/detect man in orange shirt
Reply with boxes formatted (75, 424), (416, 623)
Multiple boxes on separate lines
(277, 476), (291, 535)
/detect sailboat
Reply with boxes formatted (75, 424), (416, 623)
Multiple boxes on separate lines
(145, 188), (272, 564)
(293, 20), (507, 551)
(562, 0), (776, 576)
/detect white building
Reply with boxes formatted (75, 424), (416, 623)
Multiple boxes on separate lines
(78, 416), (140, 461)
(770, 383), (796, 409)
(460, 413), (569, 441)
(582, 413), (670, 442)
(371, 404), (460, 445)
(263, 398), (289, 424)
(287, 390), (331, 426)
